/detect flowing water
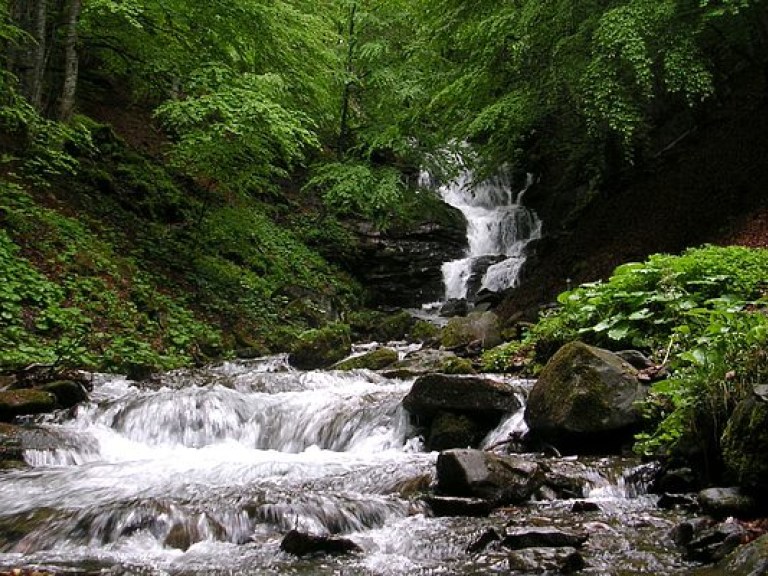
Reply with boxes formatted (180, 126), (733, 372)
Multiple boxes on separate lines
(437, 170), (542, 301)
(0, 358), (697, 575)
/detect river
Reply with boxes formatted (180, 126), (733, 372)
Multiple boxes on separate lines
(0, 356), (699, 575)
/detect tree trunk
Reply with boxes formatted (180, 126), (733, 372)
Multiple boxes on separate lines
(337, 2), (357, 158)
(8, 0), (48, 110)
(58, 0), (81, 121)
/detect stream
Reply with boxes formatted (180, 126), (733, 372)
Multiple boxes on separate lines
(0, 356), (700, 575)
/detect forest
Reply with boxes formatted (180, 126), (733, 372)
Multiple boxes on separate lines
(1, 0), (768, 573)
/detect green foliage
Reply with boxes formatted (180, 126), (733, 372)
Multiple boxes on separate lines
(156, 70), (319, 195)
(532, 245), (768, 355)
(496, 244), (768, 462)
(303, 161), (405, 228)
(481, 340), (534, 373)
(634, 308), (768, 460)
(0, 181), (222, 372)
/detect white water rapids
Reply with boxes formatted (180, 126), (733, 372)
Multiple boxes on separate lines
(0, 358), (694, 575)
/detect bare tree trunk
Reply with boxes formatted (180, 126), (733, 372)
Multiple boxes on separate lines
(29, 0), (48, 109)
(58, 0), (81, 121)
(337, 2), (356, 158)
(7, 0), (48, 110)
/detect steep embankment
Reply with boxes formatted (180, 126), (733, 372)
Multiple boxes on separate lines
(0, 111), (364, 373)
(502, 70), (768, 320)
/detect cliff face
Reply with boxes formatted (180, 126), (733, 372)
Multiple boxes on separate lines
(500, 68), (768, 322)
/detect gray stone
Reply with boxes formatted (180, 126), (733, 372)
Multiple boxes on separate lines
(403, 374), (521, 418)
(710, 533), (768, 575)
(436, 449), (543, 505)
(722, 384), (768, 492)
(684, 521), (747, 563)
(501, 527), (588, 550)
(422, 496), (494, 518)
(698, 487), (762, 519)
(524, 341), (647, 453)
(508, 547), (586, 573)
(280, 529), (362, 557)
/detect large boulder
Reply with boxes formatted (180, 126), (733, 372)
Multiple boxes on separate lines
(332, 348), (399, 371)
(0, 389), (57, 422)
(524, 341), (647, 453)
(709, 533), (768, 575)
(289, 323), (351, 370)
(721, 384), (768, 492)
(435, 449), (544, 505)
(403, 374), (522, 450)
(403, 374), (521, 418)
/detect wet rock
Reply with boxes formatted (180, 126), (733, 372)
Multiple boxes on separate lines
(279, 529), (362, 557)
(422, 495), (494, 518)
(439, 298), (469, 317)
(436, 449), (543, 505)
(352, 203), (467, 307)
(684, 520), (747, 563)
(386, 473), (432, 497)
(670, 517), (714, 547)
(721, 384), (768, 492)
(466, 527), (502, 553)
(288, 323), (351, 370)
(165, 523), (198, 550)
(40, 380), (88, 409)
(332, 348), (399, 371)
(508, 547), (586, 573)
(501, 527), (588, 550)
(404, 373), (521, 449)
(571, 501), (601, 513)
(427, 411), (486, 451)
(0, 424), (24, 469)
(652, 467), (699, 494)
(404, 374), (521, 418)
(465, 255), (508, 301)
(384, 349), (463, 378)
(698, 487), (763, 519)
(712, 533), (768, 575)
(440, 311), (502, 350)
(537, 459), (596, 500)
(657, 493), (699, 511)
(0, 390), (57, 422)
(524, 341), (647, 454)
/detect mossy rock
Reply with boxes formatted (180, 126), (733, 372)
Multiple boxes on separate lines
(427, 411), (485, 451)
(40, 380), (88, 409)
(440, 312), (502, 350)
(333, 348), (399, 371)
(524, 341), (646, 454)
(348, 309), (415, 343)
(438, 356), (475, 375)
(721, 385), (768, 491)
(0, 389), (57, 422)
(289, 323), (351, 370)
(410, 320), (440, 342)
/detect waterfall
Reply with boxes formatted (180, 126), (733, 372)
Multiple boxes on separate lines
(436, 169), (542, 301)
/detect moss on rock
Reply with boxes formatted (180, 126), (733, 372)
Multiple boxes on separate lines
(289, 323), (351, 370)
(0, 389), (57, 422)
(721, 385), (768, 491)
(333, 348), (399, 371)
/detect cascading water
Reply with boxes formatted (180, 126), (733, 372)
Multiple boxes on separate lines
(437, 170), (542, 301)
(0, 360), (697, 575)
